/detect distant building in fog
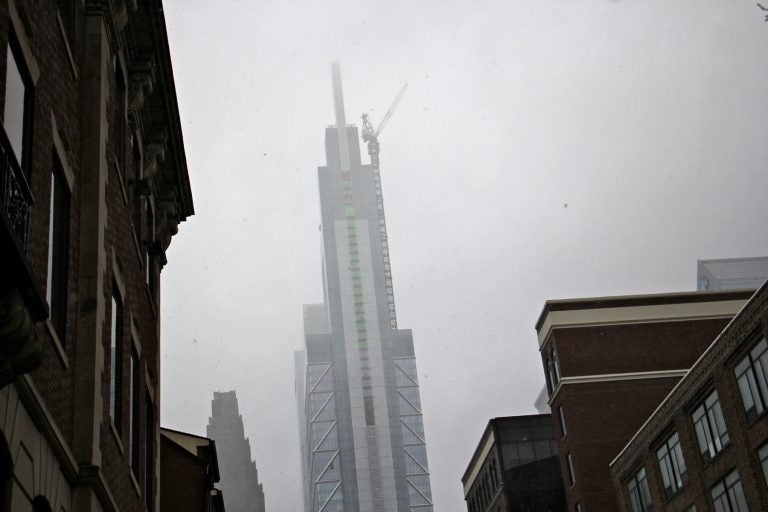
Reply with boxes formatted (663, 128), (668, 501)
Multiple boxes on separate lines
(697, 256), (768, 291)
(534, 386), (550, 414)
(207, 391), (266, 512)
(462, 415), (566, 512)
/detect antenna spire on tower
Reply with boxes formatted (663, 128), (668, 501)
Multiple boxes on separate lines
(331, 61), (351, 172)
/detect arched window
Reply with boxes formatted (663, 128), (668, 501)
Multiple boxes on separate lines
(31, 496), (52, 512)
(0, 432), (12, 512)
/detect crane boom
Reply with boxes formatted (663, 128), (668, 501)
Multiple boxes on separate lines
(361, 83), (408, 143)
(373, 84), (408, 138)
(360, 84), (407, 330)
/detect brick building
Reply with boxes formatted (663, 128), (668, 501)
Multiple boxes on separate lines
(611, 284), (768, 512)
(462, 415), (566, 512)
(0, 0), (192, 510)
(160, 429), (225, 512)
(535, 290), (752, 512)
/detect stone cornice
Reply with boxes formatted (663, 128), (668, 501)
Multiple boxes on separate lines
(107, 0), (194, 265)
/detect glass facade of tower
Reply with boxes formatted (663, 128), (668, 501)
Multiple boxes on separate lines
(295, 66), (432, 512)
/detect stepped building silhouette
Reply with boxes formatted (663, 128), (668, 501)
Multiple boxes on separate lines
(295, 63), (433, 512)
(208, 391), (266, 512)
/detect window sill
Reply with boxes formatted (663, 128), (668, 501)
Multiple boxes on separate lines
(744, 408), (768, 430)
(44, 320), (69, 369)
(129, 468), (141, 497)
(700, 442), (729, 468)
(662, 483), (688, 504)
(109, 420), (125, 455)
(114, 157), (129, 208)
(145, 278), (156, 319)
(55, 12), (78, 81)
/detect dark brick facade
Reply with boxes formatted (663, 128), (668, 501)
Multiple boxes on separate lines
(611, 284), (768, 512)
(160, 429), (225, 512)
(536, 291), (752, 512)
(162, 440), (208, 512)
(0, 0), (192, 510)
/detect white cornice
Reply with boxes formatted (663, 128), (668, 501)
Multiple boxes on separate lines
(463, 430), (495, 497)
(547, 369), (689, 404)
(538, 300), (745, 349)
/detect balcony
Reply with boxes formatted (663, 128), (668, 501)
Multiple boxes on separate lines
(0, 125), (47, 387)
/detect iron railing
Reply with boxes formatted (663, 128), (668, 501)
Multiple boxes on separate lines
(0, 126), (32, 252)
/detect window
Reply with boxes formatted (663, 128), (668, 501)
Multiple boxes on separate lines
(545, 344), (561, 394)
(692, 390), (729, 461)
(363, 395), (375, 426)
(145, 393), (155, 511)
(566, 452), (575, 486)
(46, 161), (69, 341)
(627, 467), (653, 512)
(657, 432), (688, 498)
(31, 496), (52, 512)
(145, 201), (155, 292)
(559, 405), (567, 438)
(130, 139), (143, 230)
(759, 444), (768, 488)
(3, 36), (32, 170)
(56, 0), (75, 48)
(129, 345), (140, 475)
(711, 470), (748, 512)
(114, 65), (126, 177)
(109, 288), (123, 430)
(734, 338), (768, 421)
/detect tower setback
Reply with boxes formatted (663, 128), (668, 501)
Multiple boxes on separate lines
(295, 63), (433, 512)
(208, 390), (266, 512)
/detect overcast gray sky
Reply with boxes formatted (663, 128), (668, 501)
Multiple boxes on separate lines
(159, 2), (768, 511)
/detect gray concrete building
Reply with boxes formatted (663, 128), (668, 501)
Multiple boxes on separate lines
(295, 63), (433, 512)
(207, 391), (266, 512)
(697, 256), (768, 291)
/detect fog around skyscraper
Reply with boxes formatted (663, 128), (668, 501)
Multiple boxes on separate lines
(295, 64), (433, 511)
(158, 2), (768, 511)
(208, 391), (266, 512)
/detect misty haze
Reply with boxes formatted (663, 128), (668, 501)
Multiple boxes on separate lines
(0, 1), (767, 512)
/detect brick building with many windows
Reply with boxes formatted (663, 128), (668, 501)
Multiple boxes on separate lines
(535, 290), (752, 512)
(611, 283), (768, 512)
(0, 0), (192, 510)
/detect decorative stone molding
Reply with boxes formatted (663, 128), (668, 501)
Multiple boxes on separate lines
(0, 284), (43, 387)
(123, 0), (194, 257)
(113, 3), (128, 32)
(128, 57), (155, 113)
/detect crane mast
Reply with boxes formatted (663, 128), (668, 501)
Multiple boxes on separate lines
(361, 84), (407, 330)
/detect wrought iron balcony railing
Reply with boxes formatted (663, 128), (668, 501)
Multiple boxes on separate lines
(0, 126), (32, 253)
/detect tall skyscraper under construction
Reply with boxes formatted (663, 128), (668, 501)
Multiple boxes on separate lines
(295, 63), (433, 512)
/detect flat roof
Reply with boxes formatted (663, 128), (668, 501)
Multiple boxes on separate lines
(535, 290), (752, 348)
(461, 414), (551, 496)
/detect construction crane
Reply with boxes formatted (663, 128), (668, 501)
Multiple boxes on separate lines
(361, 84), (408, 148)
(360, 84), (407, 330)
